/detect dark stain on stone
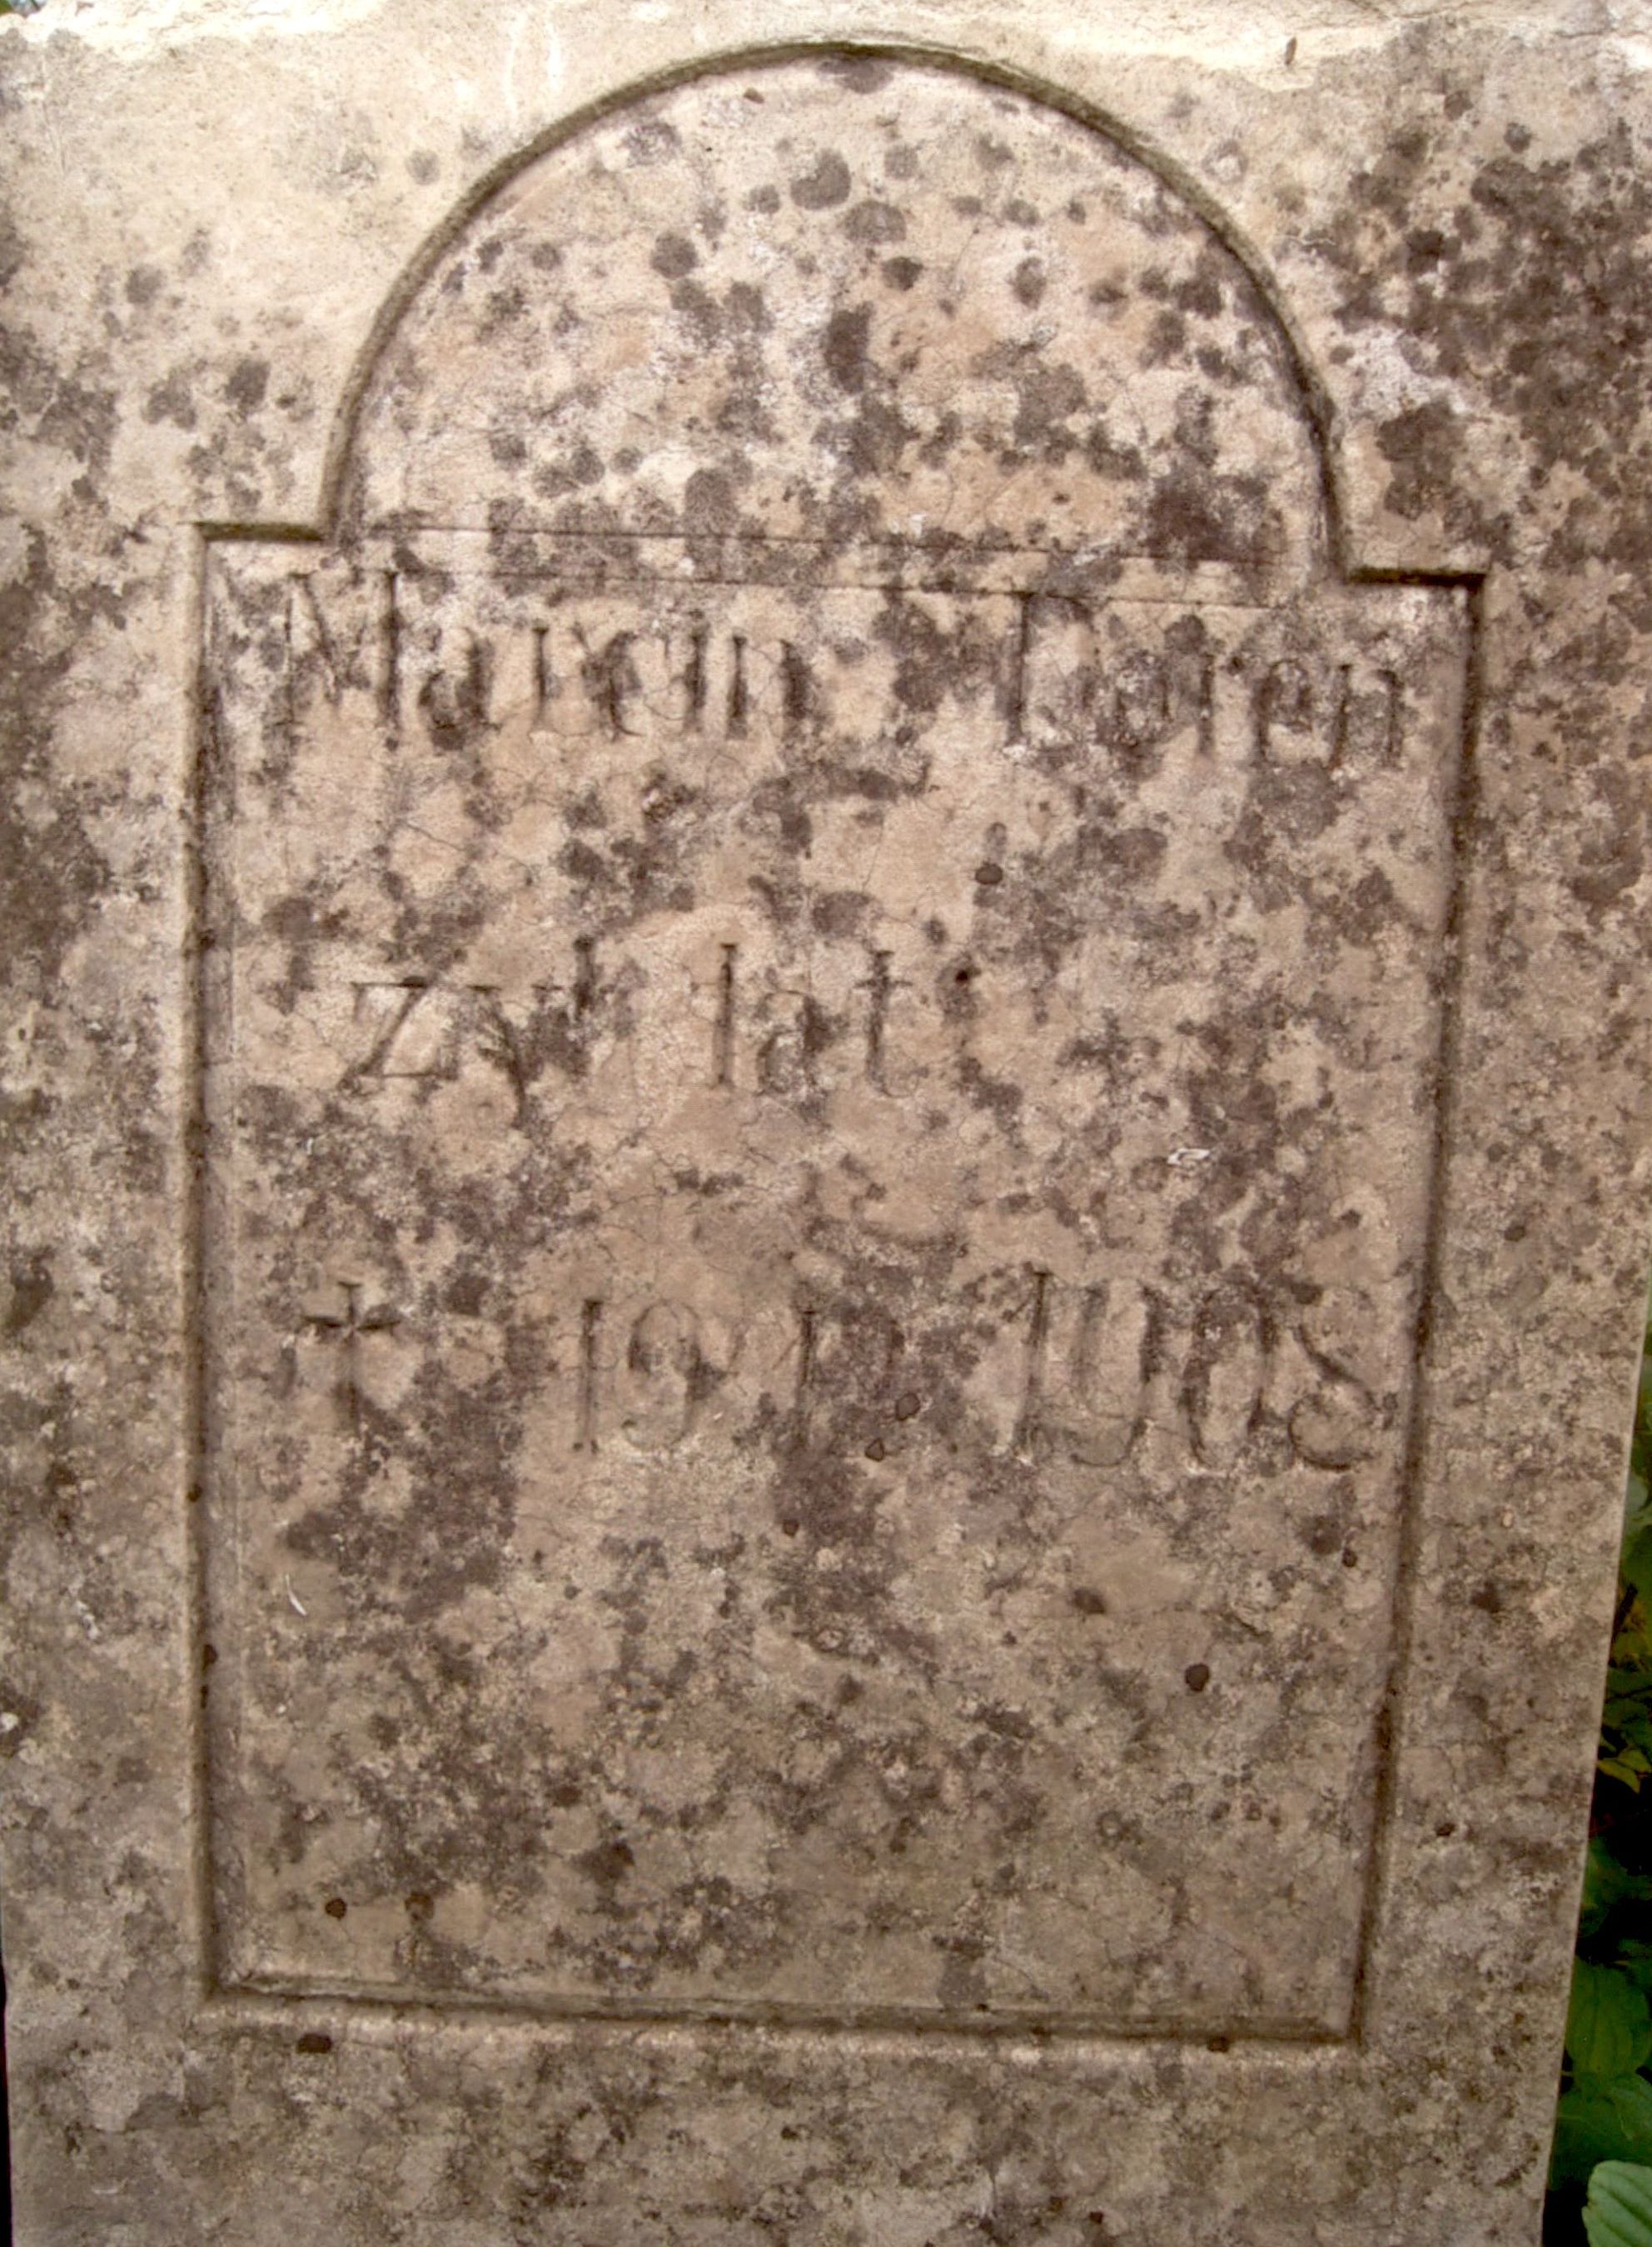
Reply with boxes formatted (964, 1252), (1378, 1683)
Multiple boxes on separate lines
(956, 1054), (1023, 1127)
(1572, 764), (1645, 906)
(823, 303), (872, 393)
(531, 439), (603, 502)
(417, 635), (493, 754)
(4, 1251), (53, 1337)
(1176, 267), (1225, 318)
(668, 277), (722, 346)
(1013, 257), (1047, 308)
(1375, 397), (1460, 521)
(1145, 466), (1276, 567)
(225, 356), (270, 416)
(0, 529), (117, 994)
(790, 151), (852, 211)
(822, 57), (894, 93)
(649, 231), (698, 280)
(683, 466), (739, 533)
(1005, 358), (1088, 458)
(624, 116), (681, 167)
(1142, 308), (1187, 365)
(844, 200), (907, 247)
(575, 1835), (636, 1891)
(811, 889), (868, 938)
(143, 368), (196, 430)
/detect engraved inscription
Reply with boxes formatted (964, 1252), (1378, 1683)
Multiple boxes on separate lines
(490, 1273), (1381, 1472)
(199, 60), (1471, 2036)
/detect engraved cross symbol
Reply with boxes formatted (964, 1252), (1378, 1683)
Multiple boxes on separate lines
(305, 1281), (403, 1431)
(857, 948), (908, 1092)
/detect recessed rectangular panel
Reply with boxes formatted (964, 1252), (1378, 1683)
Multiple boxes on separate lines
(202, 538), (1467, 2033)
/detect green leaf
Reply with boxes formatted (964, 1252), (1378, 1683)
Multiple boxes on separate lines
(1605, 1727), (1652, 1754)
(1569, 1965), (1652, 2076)
(1586, 2160), (1652, 2246)
(1554, 2078), (1652, 2185)
(1582, 1842), (1652, 1937)
(1602, 1721), (1652, 1756)
(1625, 1530), (1652, 1607)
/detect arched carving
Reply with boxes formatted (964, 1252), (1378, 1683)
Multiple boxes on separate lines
(200, 52), (1471, 2036)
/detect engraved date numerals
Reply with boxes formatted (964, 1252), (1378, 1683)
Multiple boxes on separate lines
(571, 1297), (739, 1456)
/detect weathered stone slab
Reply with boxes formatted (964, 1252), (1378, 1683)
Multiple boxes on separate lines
(5, 7), (1652, 2244)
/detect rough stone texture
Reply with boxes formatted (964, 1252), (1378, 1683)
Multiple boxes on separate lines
(3, 4), (1652, 2243)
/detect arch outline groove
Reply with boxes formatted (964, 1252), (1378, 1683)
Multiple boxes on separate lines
(186, 37), (1483, 2052)
(255, 38), (1357, 570)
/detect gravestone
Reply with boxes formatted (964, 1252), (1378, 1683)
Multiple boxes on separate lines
(4, 8), (1651, 2244)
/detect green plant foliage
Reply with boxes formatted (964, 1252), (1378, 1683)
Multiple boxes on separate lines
(1584, 1844), (1652, 1939)
(1571, 1965), (1652, 2079)
(1550, 1290), (1652, 2240)
(1603, 1660), (1652, 1793)
(1555, 2078), (1652, 2187)
(1585, 2162), (1652, 2247)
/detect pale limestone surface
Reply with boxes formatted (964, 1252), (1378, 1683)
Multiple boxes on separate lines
(3, 4), (1652, 2243)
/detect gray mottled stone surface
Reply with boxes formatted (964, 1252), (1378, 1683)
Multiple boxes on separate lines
(3, 4), (1651, 2242)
